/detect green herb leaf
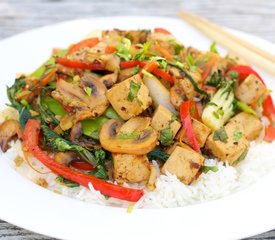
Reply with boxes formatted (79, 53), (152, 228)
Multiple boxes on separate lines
(84, 86), (92, 96)
(201, 165), (219, 173)
(147, 148), (169, 162)
(56, 176), (79, 188)
(234, 130), (243, 141)
(116, 38), (132, 61)
(117, 131), (140, 139)
(134, 42), (150, 60)
(160, 127), (174, 146)
(185, 53), (198, 72)
(131, 65), (140, 75)
(213, 128), (228, 143)
(210, 42), (218, 54)
(229, 71), (239, 78)
(127, 80), (141, 102)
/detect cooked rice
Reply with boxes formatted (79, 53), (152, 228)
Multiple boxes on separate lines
(2, 138), (275, 209)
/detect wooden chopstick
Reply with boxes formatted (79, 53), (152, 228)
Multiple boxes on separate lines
(178, 11), (275, 76)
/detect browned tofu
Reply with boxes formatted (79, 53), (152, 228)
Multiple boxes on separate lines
(151, 105), (181, 137)
(205, 121), (249, 165)
(228, 112), (262, 141)
(106, 74), (152, 120)
(112, 153), (150, 184)
(235, 74), (266, 105)
(166, 142), (194, 154)
(179, 118), (211, 148)
(161, 146), (204, 185)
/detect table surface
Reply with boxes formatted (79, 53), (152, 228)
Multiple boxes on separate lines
(1, 0), (275, 239)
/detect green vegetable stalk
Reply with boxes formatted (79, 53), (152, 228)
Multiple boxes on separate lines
(202, 81), (235, 130)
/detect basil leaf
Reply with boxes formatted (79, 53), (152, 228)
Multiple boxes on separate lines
(213, 128), (228, 143)
(160, 127), (174, 146)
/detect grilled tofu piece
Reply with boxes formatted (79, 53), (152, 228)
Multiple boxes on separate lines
(228, 112), (262, 141)
(177, 118), (211, 148)
(235, 74), (266, 105)
(205, 121), (249, 165)
(151, 105), (181, 137)
(161, 146), (204, 185)
(106, 74), (152, 120)
(112, 153), (151, 184)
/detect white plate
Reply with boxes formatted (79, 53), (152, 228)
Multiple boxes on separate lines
(1, 16), (275, 240)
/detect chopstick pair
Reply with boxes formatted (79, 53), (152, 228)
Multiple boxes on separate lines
(177, 11), (275, 76)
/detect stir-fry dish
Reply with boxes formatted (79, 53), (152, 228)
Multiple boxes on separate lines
(1, 28), (275, 203)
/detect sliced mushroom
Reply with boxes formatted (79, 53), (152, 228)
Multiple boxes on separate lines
(100, 70), (118, 89)
(99, 118), (158, 155)
(0, 120), (19, 152)
(51, 78), (109, 121)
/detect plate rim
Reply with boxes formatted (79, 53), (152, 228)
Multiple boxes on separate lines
(1, 16), (275, 240)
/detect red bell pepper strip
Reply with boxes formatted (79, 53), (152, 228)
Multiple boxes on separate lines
(23, 119), (144, 202)
(120, 60), (174, 85)
(154, 28), (171, 35)
(70, 161), (94, 171)
(66, 38), (99, 56)
(227, 65), (275, 141)
(56, 57), (105, 70)
(180, 100), (201, 153)
(153, 68), (174, 85)
(201, 57), (216, 83)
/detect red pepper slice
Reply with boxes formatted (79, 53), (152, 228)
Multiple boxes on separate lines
(154, 28), (171, 35)
(201, 57), (216, 83)
(227, 65), (275, 141)
(153, 68), (174, 85)
(23, 119), (144, 202)
(70, 161), (94, 171)
(120, 60), (174, 85)
(180, 100), (201, 153)
(66, 38), (99, 56)
(56, 57), (105, 70)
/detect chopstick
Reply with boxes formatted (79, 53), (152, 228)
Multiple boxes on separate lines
(178, 11), (275, 76)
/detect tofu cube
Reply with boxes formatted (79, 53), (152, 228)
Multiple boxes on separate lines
(106, 74), (152, 120)
(151, 104), (181, 137)
(112, 153), (150, 184)
(228, 112), (262, 141)
(161, 146), (204, 185)
(181, 118), (211, 147)
(235, 74), (266, 105)
(205, 121), (249, 165)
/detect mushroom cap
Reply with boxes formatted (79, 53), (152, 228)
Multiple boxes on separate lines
(99, 119), (158, 155)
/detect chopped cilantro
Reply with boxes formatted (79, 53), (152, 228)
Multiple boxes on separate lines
(229, 71), (239, 78)
(213, 128), (228, 143)
(185, 53), (197, 71)
(201, 165), (219, 173)
(160, 127), (174, 146)
(117, 131), (140, 139)
(134, 42), (150, 60)
(234, 130), (243, 141)
(20, 99), (28, 106)
(131, 65), (140, 75)
(56, 176), (79, 188)
(210, 41), (218, 53)
(127, 80), (141, 102)
(83, 86), (92, 96)
(116, 38), (132, 61)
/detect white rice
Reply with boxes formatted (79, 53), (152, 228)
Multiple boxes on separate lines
(2, 139), (275, 209)
(2, 107), (275, 209)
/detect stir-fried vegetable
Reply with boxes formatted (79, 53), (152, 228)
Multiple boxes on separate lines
(24, 119), (144, 202)
(2, 28), (275, 202)
(202, 81), (235, 130)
